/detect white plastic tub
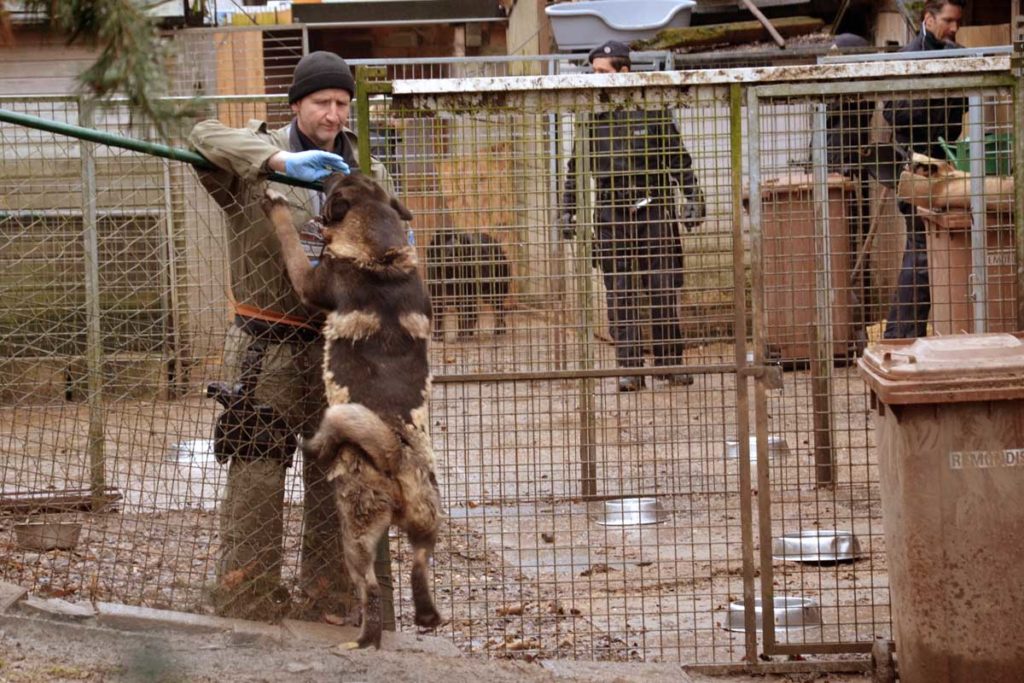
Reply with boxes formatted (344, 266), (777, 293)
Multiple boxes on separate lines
(546, 0), (696, 52)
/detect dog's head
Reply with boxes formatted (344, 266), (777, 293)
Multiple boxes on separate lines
(319, 172), (417, 275)
(322, 172), (413, 224)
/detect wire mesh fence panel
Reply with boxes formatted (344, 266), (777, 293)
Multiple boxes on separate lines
(388, 80), (754, 664)
(0, 94), (234, 612)
(747, 74), (1016, 654)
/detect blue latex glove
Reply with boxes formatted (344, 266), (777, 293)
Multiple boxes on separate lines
(283, 150), (350, 182)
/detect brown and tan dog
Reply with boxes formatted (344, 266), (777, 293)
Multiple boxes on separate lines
(262, 172), (441, 649)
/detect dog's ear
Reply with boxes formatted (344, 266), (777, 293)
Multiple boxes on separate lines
(323, 193), (352, 224)
(390, 197), (414, 222)
(322, 172), (347, 197)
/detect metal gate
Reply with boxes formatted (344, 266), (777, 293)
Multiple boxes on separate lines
(744, 66), (1016, 665)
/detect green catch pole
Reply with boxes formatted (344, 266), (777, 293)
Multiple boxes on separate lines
(0, 108), (321, 190)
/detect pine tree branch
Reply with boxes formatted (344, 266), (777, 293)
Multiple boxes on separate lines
(16, 0), (199, 137)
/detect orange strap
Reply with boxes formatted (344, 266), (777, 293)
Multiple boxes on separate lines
(231, 299), (320, 333)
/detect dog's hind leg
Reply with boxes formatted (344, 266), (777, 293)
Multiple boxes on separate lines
(337, 491), (392, 650)
(346, 520), (389, 651)
(407, 525), (442, 629)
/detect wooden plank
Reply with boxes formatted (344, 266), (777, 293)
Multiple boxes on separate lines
(635, 17), (825, 51)
(957, 24), (1011, 48)
(215, 30), (267, 126)
(876, 10), (911, 47)
(0, 487), (122, 514)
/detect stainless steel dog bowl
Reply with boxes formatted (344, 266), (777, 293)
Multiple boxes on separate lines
(725, 596), (822, 632)
(167, 439), (217, 463)
(772, 529), (862, 563)
(594, 497), (668, 526)
(14, 521), (82, 551)
(725, 435), (789, 460)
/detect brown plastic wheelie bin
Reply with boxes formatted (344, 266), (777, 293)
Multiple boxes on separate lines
(858, 333), (1024, 682)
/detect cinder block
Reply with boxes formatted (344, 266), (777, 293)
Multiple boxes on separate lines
(0, 581), (28, 613)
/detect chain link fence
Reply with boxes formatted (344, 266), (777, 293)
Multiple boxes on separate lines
(0, 45), (1018, 671)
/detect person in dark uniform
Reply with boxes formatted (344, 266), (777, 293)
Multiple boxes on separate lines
(560, 40), (706, 392)
(883, 0), (967, 339)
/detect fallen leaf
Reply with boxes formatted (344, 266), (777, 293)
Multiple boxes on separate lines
(580, 563), (615, 577)
(220, 569), (247, 590)
(496, 603), (526, 616)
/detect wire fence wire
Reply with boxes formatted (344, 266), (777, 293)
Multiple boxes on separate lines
(0, 55), (1018, 669)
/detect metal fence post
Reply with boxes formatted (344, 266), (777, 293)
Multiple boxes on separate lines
(355, 64), (397, 631)
(731, 82), (758, 664)
(746, 83), (778, 653)
(1014, 3), (1024, 329)
(78, 98), (108, 511)
(571, 117), (598, 498)
(810, 102), (834, 487)
(967, 93), (988, 332)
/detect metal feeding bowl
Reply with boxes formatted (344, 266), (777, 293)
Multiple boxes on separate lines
(594, 497), (669, 526)
(725, 596), (822, 632)
(725, 435), (789, 461)
(772, 529), (862, 563)
(167, 438), (217, 463)
(14, 521), (82, 551)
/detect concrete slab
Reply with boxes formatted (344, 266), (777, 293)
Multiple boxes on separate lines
(0, 581), (28, 613)
(96, 601), (267, 638)
(282, 619), (463, 657)
(541, 659), (691, 682)
(19, 596), (96, 621)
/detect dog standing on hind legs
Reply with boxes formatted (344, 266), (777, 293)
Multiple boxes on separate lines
(261, 172), (442, 649)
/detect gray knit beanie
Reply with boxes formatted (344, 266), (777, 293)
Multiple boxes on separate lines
(288, 51), (356, 103)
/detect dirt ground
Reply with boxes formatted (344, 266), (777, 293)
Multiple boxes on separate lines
(0, 609), (872, 683)
(0, 333), (889, 670)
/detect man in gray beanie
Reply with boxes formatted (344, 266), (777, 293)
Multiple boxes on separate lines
(188, 51), (400, 625)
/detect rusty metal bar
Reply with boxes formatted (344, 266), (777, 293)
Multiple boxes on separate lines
(765, 641), (874, 655)
(686, 658), (871, 675)
(431, 363), (743, 384)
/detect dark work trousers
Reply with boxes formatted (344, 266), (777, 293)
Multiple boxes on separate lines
(883, 201), (930, 339)
(593, 205), (685, 369)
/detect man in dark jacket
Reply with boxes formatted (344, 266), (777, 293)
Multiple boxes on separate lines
(883, 0), (966, 339)
(561, 41), (706, 392)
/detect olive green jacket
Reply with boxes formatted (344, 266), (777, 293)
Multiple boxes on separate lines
(189, 118), (396, 327)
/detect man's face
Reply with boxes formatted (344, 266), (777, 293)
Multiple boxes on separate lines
(290, 88), (351, 149)
(590, 57), (629, 75)
(924, 3), (962, 43)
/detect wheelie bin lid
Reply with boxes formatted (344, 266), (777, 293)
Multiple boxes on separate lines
(858, 333), (1024, 405)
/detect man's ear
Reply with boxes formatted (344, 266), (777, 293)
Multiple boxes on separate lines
(390, 197), (414, 221)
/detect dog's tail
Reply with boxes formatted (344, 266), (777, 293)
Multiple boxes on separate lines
(305, 403), (401, 474)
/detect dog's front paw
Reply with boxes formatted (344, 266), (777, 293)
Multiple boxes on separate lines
(261, 188), (290, 215)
